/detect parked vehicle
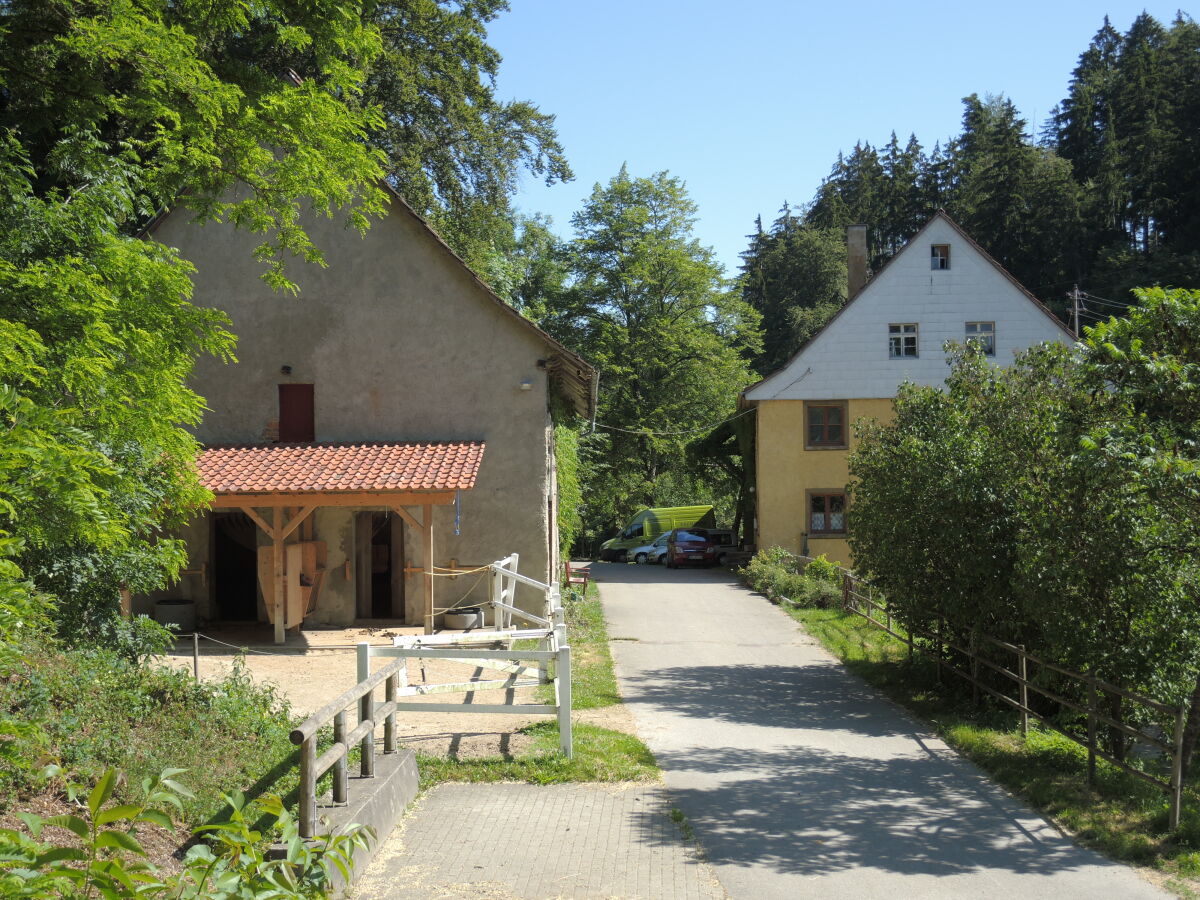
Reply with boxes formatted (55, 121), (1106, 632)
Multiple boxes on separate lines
(707, 528), (738, 565)
(599, 505), (715, 561)
(631, 532), (671, 565)
(665, 527), (717, 568)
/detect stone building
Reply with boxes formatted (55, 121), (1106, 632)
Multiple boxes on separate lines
(143, 189), (595, 641)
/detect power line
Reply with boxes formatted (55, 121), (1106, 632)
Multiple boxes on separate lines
(592, 405), (756, 437)
(1080, 292), (1129, 309)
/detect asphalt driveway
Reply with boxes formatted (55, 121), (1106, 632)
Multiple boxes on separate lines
(597, 560), (1165, 899)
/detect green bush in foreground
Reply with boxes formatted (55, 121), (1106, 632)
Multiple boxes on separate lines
(0, 766), (372, 899)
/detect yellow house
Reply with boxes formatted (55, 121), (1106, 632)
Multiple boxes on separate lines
(743, 212), (1074, 567)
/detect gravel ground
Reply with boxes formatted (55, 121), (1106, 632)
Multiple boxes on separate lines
(163, 624), (633, 757)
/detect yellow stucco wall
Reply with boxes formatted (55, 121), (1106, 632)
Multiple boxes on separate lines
(755, 398), (895, 567)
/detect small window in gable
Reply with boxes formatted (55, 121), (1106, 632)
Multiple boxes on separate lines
(889, 323), (918, 359)
(965, 321), (995, 356)
(931, 244), (950, 270)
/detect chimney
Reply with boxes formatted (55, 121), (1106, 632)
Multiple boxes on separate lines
(847, 224), (868, 298)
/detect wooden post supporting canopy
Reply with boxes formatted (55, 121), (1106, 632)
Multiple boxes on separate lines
(273, 507), (285, 644)
(423, 503), (434, 634)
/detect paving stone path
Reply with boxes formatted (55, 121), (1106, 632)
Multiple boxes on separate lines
(352, 782), (726, 899)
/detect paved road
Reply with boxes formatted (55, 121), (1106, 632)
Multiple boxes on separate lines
(598, 561), (1165, 900)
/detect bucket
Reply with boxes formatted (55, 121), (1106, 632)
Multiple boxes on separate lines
(154, 598), (196, 632)
(444, 606), (483, 630)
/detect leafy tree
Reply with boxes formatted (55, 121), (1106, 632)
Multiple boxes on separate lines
(0, 0), (388, 753)
(362, 0), (572, 269)
(849, 289), (1200, 764)
(556, 167), (761, 542)
(1079, 287), (1200, 771)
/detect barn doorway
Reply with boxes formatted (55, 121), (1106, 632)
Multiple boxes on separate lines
(212, 512), (259, 620)
(356, 512), (405, 620)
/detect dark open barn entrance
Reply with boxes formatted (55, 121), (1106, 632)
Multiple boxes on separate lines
(212, 512), (259, 620)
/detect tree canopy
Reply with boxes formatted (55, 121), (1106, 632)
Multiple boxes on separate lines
(541, 167), (760, 546)
(0, 0), (388, 669)
(848, 287), (1200, 771)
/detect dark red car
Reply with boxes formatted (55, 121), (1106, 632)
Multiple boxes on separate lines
(665, 527), (717, 568)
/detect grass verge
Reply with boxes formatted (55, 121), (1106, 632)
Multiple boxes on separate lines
(784, 604), (1200, 890)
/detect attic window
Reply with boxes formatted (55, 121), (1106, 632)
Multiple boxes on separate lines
(931, 244), (950, 270)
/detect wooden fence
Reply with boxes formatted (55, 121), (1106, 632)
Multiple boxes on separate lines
(795, 556), (1189, 830)
(288, 555), (571, 838)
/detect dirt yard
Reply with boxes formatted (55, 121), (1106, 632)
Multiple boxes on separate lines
(164, 624), (634, 758)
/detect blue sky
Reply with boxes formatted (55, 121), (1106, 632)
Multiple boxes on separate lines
(487, 2), (1190, 276)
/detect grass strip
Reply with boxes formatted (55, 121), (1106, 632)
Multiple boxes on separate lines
(784, 604), (1200, 890)
(419, 580), (657, 786)
(417, 721), (657, 786)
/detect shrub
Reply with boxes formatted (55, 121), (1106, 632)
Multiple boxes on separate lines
(803, 554), (842, 585)
(0, 647), (295, 825)
(0, 766), (373, 899)
(802, 578), (842, 609)
(741, 547), (798, 598)
(742, 547), (844, 609)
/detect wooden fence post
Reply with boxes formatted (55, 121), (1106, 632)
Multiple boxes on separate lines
(557, 642), (573, 759)
(1171, 704), (1186, 830)
(936, 619), (944, 684)
(842, 573), (850, 610)
(1086, 678), (1097, 785)
(491, 564), (504, 631)
(357, 642), (375, 778)
(332, 710), (348, 804)
(384, 672), (397, 754)
(553, 617), (572, 758)
(298, 735), (315, 838)
(1018, 645), (1029, 738)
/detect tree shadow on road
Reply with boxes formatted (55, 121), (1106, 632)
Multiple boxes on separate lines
(620, 661), (920, 737)
(638, 741), (1107, 880)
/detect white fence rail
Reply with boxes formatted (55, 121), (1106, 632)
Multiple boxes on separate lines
(288, 553), (572, 837)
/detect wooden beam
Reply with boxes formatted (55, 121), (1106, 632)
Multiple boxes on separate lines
(423, 503), (434, 635)
(211, 491), (457, 508)
(389, 505), (422, 530)
(280, 504), (317, 542)
(273, 507), (285, 644)
(238, 505), (278, 540)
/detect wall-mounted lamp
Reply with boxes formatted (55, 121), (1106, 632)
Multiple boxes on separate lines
(536, 358), (548, 370)
(280, 365), (293, 375)
(519, 377), (533, 391)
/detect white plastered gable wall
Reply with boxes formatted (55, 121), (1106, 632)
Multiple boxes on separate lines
(745, 214), (1076, 402)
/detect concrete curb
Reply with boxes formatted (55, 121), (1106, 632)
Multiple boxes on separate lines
(269, 748), (419, 896)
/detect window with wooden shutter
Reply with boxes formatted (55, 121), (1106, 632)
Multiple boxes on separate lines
(278, 384), (314, 442)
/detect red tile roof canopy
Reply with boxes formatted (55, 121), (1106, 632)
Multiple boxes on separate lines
(199, 442), (484, 499)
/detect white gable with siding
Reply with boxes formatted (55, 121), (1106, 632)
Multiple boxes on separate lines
(745, 213), (1075, 402)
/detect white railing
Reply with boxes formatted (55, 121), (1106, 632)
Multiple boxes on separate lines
(288, 554), (571, 837)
